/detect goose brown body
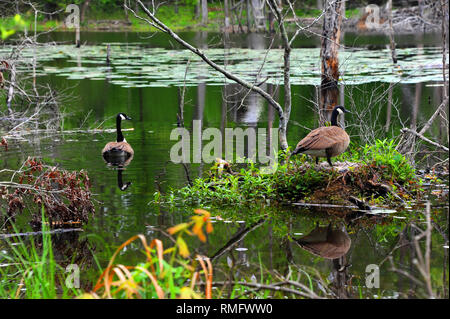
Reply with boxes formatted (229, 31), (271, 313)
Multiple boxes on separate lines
(294, 126), (349, 159)
(291, 105), (350, 166)
(102, 141), (134, 156)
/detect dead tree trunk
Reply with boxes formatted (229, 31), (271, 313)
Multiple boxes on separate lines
(201, 0), (208, 26)
(6, 63), (16, 116)
(317, 0), (323, 10)
(80, 0), (91, 23)
(224, 0), (231, 32)
(251, 0), (266, 31)
(320, 0), (344, 123)
(246, 0), (252, 32)
(268, 0), (291, 142)
(387, 0), (398, 64)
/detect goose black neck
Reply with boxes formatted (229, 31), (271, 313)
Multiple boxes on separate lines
(330, 109), (339, 126)
(117, 170), (131, 191)
(118, 170), (124, 188)
(116, 115), (124, 142)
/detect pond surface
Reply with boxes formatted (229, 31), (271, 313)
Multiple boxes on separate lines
(0, 31), (448, 298)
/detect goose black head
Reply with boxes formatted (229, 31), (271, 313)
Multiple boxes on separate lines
(331, 105), (350, 126)
(334, 105), (350, 115)
(117, 113), (132, 121)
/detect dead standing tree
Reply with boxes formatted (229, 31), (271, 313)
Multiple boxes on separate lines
(319, 0), (344, 124)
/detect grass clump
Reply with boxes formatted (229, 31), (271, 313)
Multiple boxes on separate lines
(338, 139), (416, 183)
(0, 208), (81, 298)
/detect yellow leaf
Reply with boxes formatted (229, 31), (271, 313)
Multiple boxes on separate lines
(167, 222), (189, 235)
(179, 287), (193, 299)
(194, 208), (210, 218)
(76, 293), (99, 299)
(177, 236), (190, 258)
(206, 221), (213, 234)
(179, 287), (202, 299)
(192, 222), (206, 242)
(163, 247), (176, 255)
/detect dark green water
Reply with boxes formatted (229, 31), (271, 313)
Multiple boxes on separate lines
(0, 31), (448, 298)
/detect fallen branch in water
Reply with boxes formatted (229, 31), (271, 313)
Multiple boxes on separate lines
(210, 219), (266, 262)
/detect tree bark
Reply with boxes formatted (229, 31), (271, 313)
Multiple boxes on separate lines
(387, 0), (398, 64)
(80, 0), (91, 23)
(246, 0), (252, 32)
(6, 63), (16, 116)
(251, 0), (266, 31)
(268, 0), (291, 146)
(319, 0), (344, 123)
(224, 0), (231, 32)
(201, 0), (208, 26)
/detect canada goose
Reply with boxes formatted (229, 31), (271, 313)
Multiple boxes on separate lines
(294, 223), (351, 260)
(290, 105), (350, 167)
(102, 113), (134, 161)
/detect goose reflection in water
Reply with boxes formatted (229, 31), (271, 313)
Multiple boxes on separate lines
(116, 169), (132, 191)
(294, 223), (351, 260)
(103, 152), (133, 191)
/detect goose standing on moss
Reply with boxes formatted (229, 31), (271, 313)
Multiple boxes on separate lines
(290, 105), (350, 167)
(102, 113), (134, 161)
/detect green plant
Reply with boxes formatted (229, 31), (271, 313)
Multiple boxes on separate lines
(339, 139), (416, 183)
(0, 14), (26, 40)
(0, 207), (80, 298)
(88, 209), (214, 299)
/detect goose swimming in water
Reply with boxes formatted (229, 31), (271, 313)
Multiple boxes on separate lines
(102, 113), (134, 162)
(290, 105), (350, 167)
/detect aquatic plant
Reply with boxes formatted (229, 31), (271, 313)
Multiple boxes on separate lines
(87, 209), (214, 299)
(0, 208), (80, 298)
